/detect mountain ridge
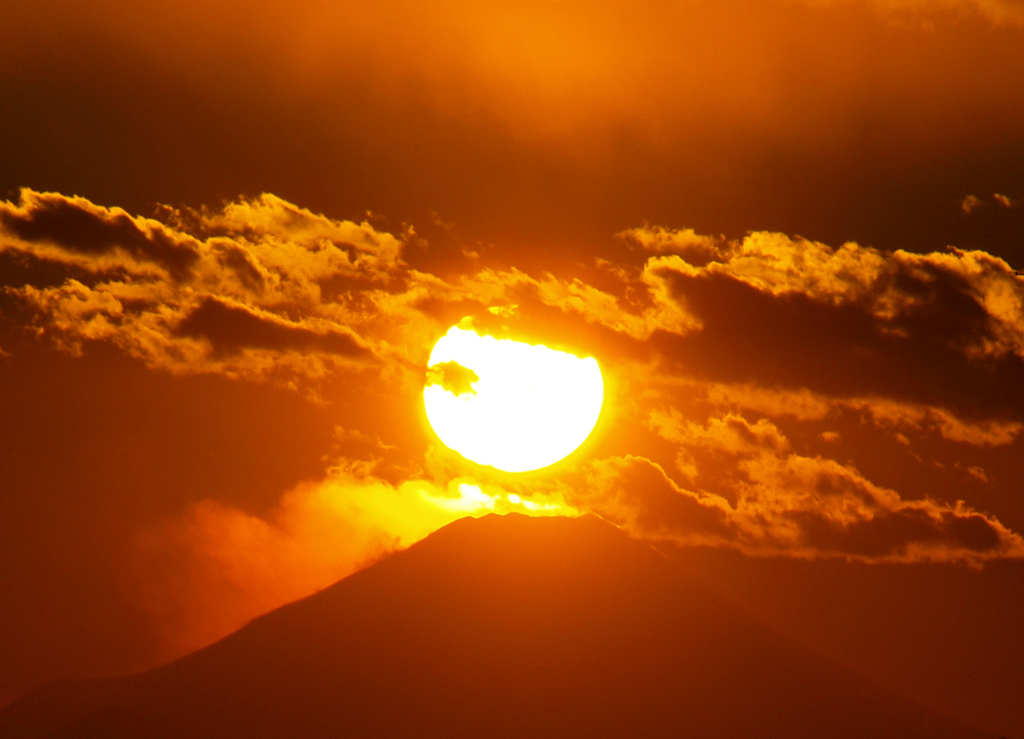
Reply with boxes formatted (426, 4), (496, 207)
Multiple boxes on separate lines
(0, 513), (993, 738)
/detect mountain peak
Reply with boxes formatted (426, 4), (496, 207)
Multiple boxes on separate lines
(1, 513), (992, 738)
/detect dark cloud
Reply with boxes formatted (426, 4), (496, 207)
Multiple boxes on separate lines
(794, 505), (1004, 560)
(211, 243), (266, 294)
(0, 247), (125, 292)
(425, 360), (479, 396)
(574, 451), (1022, 564)
(0, 190), (199, 279)
(640, 234), (1024, 422)
(175, 297), (371, 359)
(0, 190), (405, 382)
(574, 455), (737, 542)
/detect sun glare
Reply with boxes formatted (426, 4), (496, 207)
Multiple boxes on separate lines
(423, 326), (604, 473)
(418, 481), (575, 516)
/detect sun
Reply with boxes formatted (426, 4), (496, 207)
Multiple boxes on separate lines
(423, 326), (604, 473)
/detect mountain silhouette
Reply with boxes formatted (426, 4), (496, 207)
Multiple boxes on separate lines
(0, 513), (993, 738)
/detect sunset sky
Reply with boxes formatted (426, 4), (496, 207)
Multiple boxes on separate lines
(2, 0), (1023, 735)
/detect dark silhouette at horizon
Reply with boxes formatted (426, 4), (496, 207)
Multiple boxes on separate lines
(0, 513), (995, 738)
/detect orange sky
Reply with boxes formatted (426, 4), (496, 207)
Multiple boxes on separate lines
(1, 1), (1024, 736)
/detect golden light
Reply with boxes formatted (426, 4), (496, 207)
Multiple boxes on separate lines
(423, 326), (604, 472)
(417, 480), (578, 517)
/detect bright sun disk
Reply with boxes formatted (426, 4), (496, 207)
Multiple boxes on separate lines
(423, 326), (604, 473)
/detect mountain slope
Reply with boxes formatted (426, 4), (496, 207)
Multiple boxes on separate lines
(0, 513), (992, 738)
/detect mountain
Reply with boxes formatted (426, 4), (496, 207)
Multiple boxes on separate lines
(0, 513), (992, 738)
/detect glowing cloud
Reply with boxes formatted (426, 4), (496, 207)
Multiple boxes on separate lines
(423, 326), (604, 472)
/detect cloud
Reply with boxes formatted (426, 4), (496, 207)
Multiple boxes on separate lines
(0, 190), (200, 279)
(618, 226), (726, 265)
(5, 189), (1023, 576)
(0, 190), (399, 382)
(636, 228), (1024, 420)
(174, 297), (370, 359)
(574, 448), (1023, 564)
(842, 397), (1023, 446)
(425, 360), (480, 396)
(685, 380), (1023, 445)
(130, 463), (576, 660)
(638, 409), (1022, 562)
(961, 195), (982, 213)
(6, 190), (1020, 446)
(961, 193), (1021, 213)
